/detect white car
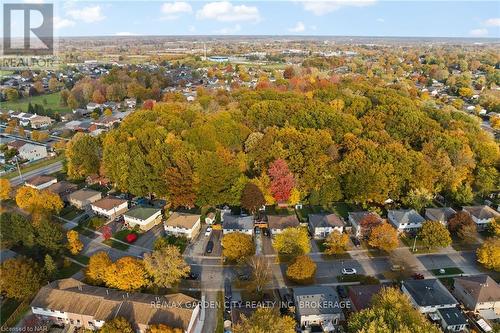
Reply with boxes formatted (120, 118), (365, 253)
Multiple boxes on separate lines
(341, 268), (357, 275)
(205, 227), (212, 237)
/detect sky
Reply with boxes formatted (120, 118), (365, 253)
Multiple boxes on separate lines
(5, 1), (500, 38)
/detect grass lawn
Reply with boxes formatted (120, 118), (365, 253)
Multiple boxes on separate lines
(1, 155), (65, 179)
(72, 224), (96, 237)
(68, 254), (90, 265)
(431, 267), (464, 276)
(1, 91), (70, 114)
(266, 205), (296, 216)
(399, 234), (438, 254)
(157, 235), (189, 253)
(58, 206), (84, 221)
(103, 229), (139, 251)
(0, 298), (21, 325)
(451, 240), (480, 251)
(337, 274), (363, 283)
(55, 262), (83, 279)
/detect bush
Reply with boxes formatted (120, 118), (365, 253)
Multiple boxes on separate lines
(125, 233), (138, 243)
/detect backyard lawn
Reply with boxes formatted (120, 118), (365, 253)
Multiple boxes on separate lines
(431, 267), (464, 276)
(103, 229), (139, 251)
(1, 91), (70, 114)
(55, 262), (83, 279)
(0, 298), (21, 325)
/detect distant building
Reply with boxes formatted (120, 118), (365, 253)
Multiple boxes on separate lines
(267, 215), (300, 236)
(401, 279), (458, 313)
(308, 213), (345, 239)
(124, 207), (162, 232)
(29, 115), (53, 129)
(7, 140), (47, 161)
(387, 209), (425, 233)
(462, 206), (500, 231)
(68, 189), (102, 210)
(25, 175), (57, 190)
(91, 196), (128, 219)
(47, 181), (78, 202)
(30, 278), (202, 333)
(164, 212), (201, 240)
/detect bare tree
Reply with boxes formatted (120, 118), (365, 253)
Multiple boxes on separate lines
(247, 255), (271, 295)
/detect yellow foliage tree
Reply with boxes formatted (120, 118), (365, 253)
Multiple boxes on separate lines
(86, 252), (112, 284)
(368, 222), (399, 252)
(15, 186), (63, 224)
(221, 232), (255, 262)
(105, 257), (148, 291)
(146, 324), (183, 333)
(477, 237), (500, 271)
(287, 188), (300, 205)
(273, 227), (310, 259)
(233, 307), (296, 333)
(324, 231), (349, 255)
(66, 230), (84, 255)
(286, 255), (316, 284)
(0, 178), (11, 200)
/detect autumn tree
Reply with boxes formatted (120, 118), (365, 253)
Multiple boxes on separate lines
(0, 212), (35, 248)
(348, 287), (441, 333)
(240, 182), (265, 214)
(457, 223), (478, 244)
(233, 307), (295, 333)
(222, 232), (255, 262)
(66, 133), (101, 179)
(268, 159), (295, 203)
(92, 90), (106, 104)
(165, 155), (197, 208)
(43, 254), (57, 278)
(246, 255), (271, 294)
(67, 230), (84, 255)
(358, 213), (383, 239)
(324, 231), (350, 254)
(15, 186), (63, 223)
(418, 220), (452, 249)
(105, 257), (148, 291)
(286, 255), (316, 284)
(143, 245), (190, 288)
(0, 178), (11, 200)
(273, 227), (310, 259)
(36, 219), (64, 254)
(0, 257), (42, 300)
(86, 251), (113, 285)
(99, 317), (134, 333)
(368, 223), (399, 252)
(477, 237), (499, 271)
(448, 211), (475, 233)
(146, 324), (182, 333)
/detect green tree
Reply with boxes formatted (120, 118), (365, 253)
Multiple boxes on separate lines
(0, 213), (35, 248)
(66, 133), (101, 179)
(418, 220), (452, 249)
(222, 232), (255, 262)
(43, 254), (57, 279)
(233, 307), (295, 333)
(273, 227), (310, 259)
(35, 219), (64, 254)
(348, 287), (441, 333)
(143, 245), (190, 288)
(0, 257), (42, 300)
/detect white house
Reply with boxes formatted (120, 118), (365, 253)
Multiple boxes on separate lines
(90, 197), (128, 219)
(462, 206), (500, 231)
(387, 209), (425, 233)
(402, 279), (458, 314)
(124, 207), (162, 232)
(436, 307), (468, 332)
(294, 286), (344, 331)
(164, 212), (201, 240)
(308, 213), (344, 239)
(25, 175), (57, 190)
(222, 213), (253, 235)
(68, 189), (102, 210)
(453, 275), (500, 320)
(267, 215), (300, 236)
(7, 140), (47, 162)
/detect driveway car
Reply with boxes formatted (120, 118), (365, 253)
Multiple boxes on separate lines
(341, 268), (357, 275)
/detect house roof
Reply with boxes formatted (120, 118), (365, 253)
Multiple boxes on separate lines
(222, 214), (254, 230)
(7, 140), (27, 149)
(348, 284), (384, 311)
(388, 209), (425, 226)
(454, 275), (500, 304)
(425, 207), (456, 222)
(26, 175), (56, 187)
(267, 215), (300, 230)
(92, 197), (128, 211)
(47, 181), (77, 195)
(437, 307), (467, 326)
(348, 211), (382, 226)
(68, 189), (102, 202)
(402, 279), (457, 307)
(125, 207), (161, 221)
(294, 286), (342, 316)
(166, 212), (200, 229)
(462, 206), (500, 220)
(30, 278), (197, 330)
(308, 213), (344, 229)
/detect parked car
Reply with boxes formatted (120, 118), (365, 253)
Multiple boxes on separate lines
(336, 285), (348, 298)
(185, 272), (199, 280)
(205, 227), (212, 237)
(391, 265), (404, 272)
(206, 241), (214, 254)
(412, 273), (425, 280)
(263, 228), (270, 237)
(341, 268), (357, 275)
(351, 237), (361, 247)
(255, 228), (261, 235)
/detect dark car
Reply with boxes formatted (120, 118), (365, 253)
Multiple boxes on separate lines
(336, 285), (348, 298)
(412, 273), (425, 280)
(263, 228), (270, 237)
(351, 237), (361, 247)
(185, 272), (199, 280)
(205, 241), (214, 254)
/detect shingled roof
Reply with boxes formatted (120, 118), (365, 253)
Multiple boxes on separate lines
(454, 275), (500, 304)
(308, 213), (344, 229)
(402, 279), (457, 307)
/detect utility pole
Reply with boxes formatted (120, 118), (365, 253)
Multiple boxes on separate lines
(14, 156), (23, 183)
(412, 234), (418, 252)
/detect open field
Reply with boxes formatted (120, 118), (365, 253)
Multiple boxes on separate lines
(1, 92), (70, 114)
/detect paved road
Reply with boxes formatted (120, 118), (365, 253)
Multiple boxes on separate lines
(9, 160), (63, 186)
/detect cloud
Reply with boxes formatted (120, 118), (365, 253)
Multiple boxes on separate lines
(215, 24), (241, 34)
(115, 32), (137, 36)
(53, 16), (75, 29)
(197, 2), (260, 22)
(376, 18), (384, 22)
(161, 2), (192, 19)
(301, 0), (377, 16)
(469, 28), (488, 37)
(67, 5), (105, 23)
(483, 18), (500, 27)
(289, 21), (306, 33)
(188, 25), (196, 32)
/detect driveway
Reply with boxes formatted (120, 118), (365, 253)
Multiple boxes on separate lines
(207, 230), (222, 257)
(134, 224), (164, 250)
(261, 234), (275, 255)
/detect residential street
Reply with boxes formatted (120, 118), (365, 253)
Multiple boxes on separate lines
(9, 160), (63, 186)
